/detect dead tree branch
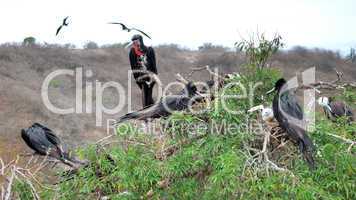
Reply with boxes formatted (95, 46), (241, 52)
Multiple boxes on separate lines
(188, 65), (224, 79)
(299, 69), (356, 91)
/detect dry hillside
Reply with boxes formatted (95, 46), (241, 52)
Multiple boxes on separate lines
(0, 43), (355, 162)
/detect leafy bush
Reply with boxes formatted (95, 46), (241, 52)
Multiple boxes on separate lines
(84, 41), (99, 49)
(22, 36), (36, 46)
(236, 33), (284, 68)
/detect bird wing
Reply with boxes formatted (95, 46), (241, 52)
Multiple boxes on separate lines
(116, 96), (181, 124)
(108, 22), (128, 31)
(22, 126), (55, 155)
(116, 103), (162, 123)
(131, 28), (151, 39)
(21, 129), (41, 154)
(56, 25), (63, 36)
(280, 92), (303, 120)
(330, 101), (349, 116)
(145, 47), (157, 73)
(331, 101), (354, 121)
(63, 16), (69, 25)
(44, 129), (61, 146)
(285, 124), (315, 169)
(32, 123), (62, 151)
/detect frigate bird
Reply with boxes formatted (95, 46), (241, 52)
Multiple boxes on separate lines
(317, 97), (354, 122)
(108, 22), (151, 39)
(115, 82), (199, 124)
(129, 34), (157, 108)
(56, 16), (69, 36)
(267, 78), (316, 169)
(21, 123), (85, 167)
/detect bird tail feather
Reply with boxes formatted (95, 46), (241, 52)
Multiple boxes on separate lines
(116, 111), (140, 124)
(300, 134), (316, 170)
(60, 151), (89, 167)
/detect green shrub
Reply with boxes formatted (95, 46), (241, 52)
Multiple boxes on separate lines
(22, 36), (36, 46)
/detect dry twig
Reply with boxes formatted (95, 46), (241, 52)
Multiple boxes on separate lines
(325, 133), (355, 152)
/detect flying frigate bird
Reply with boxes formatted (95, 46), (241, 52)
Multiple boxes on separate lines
(56, 16), (70, 36)
(108, 22), (151, 39)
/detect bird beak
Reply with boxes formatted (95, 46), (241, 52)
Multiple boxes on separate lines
(248, 105), (264, 113)
(125, 41), (133, 49)
(266, 87), (275, 95)
(195, 91), (204, 97)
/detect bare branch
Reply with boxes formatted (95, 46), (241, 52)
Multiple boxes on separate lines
(175, 73), (189, 84)
(188, 65), (224, 80)
(0, 158), (4, 175)
(325, 133), (355, 152)
(4, 166), (15, 200)
(299, 69), (356, 91)
(15, 170), (40, 200)
(95, 134), (115, 144)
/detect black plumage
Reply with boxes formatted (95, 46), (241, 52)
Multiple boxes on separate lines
(319, 97), (354, 122)
(21, 123), (84, 167)
(268, 78), (316, 169)
(116, 82), (199, 124)
(56, 16), (69, 36)
(108, 22), (151, 39)
(129, 34), (157, 108)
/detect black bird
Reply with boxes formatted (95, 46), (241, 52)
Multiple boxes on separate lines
(129, 34), (157, 108)
(108, 22), (151, 39)
(56, 16), (69, 36)
(318, 96), (354, 122)
(115, 82), (199, 124)
(267, 78), (316, 169)
(21, 123), (84, 167)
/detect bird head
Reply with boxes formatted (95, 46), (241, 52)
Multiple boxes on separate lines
(266, 78), (287, 94)
(186, 82), (198, 96)
(261, 107), (274, 122)
(131, 34), (144, 48)
(317, 97), (329, 107)
(317, 96), (333, 112)
(125, 34), (144, 49)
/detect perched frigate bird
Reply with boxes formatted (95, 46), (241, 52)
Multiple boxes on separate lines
(128, 34), (157, 108)
(56, 16), (70, 36)
(267, 78), (316, 169)
(115, 82), (199, 124)
(108, 22), (151, 39)
(21, 123), (85, 167)
(318, 97), (354, 122)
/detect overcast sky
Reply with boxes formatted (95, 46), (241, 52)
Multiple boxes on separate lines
(1, 0), (355, 52)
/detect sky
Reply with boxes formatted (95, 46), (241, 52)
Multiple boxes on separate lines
(1, 0), (356, 52)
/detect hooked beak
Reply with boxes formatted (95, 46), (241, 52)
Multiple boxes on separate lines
(266, 87), (275, 95)
(247, 105), (264, 113)
(125, 41), (133, 49)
